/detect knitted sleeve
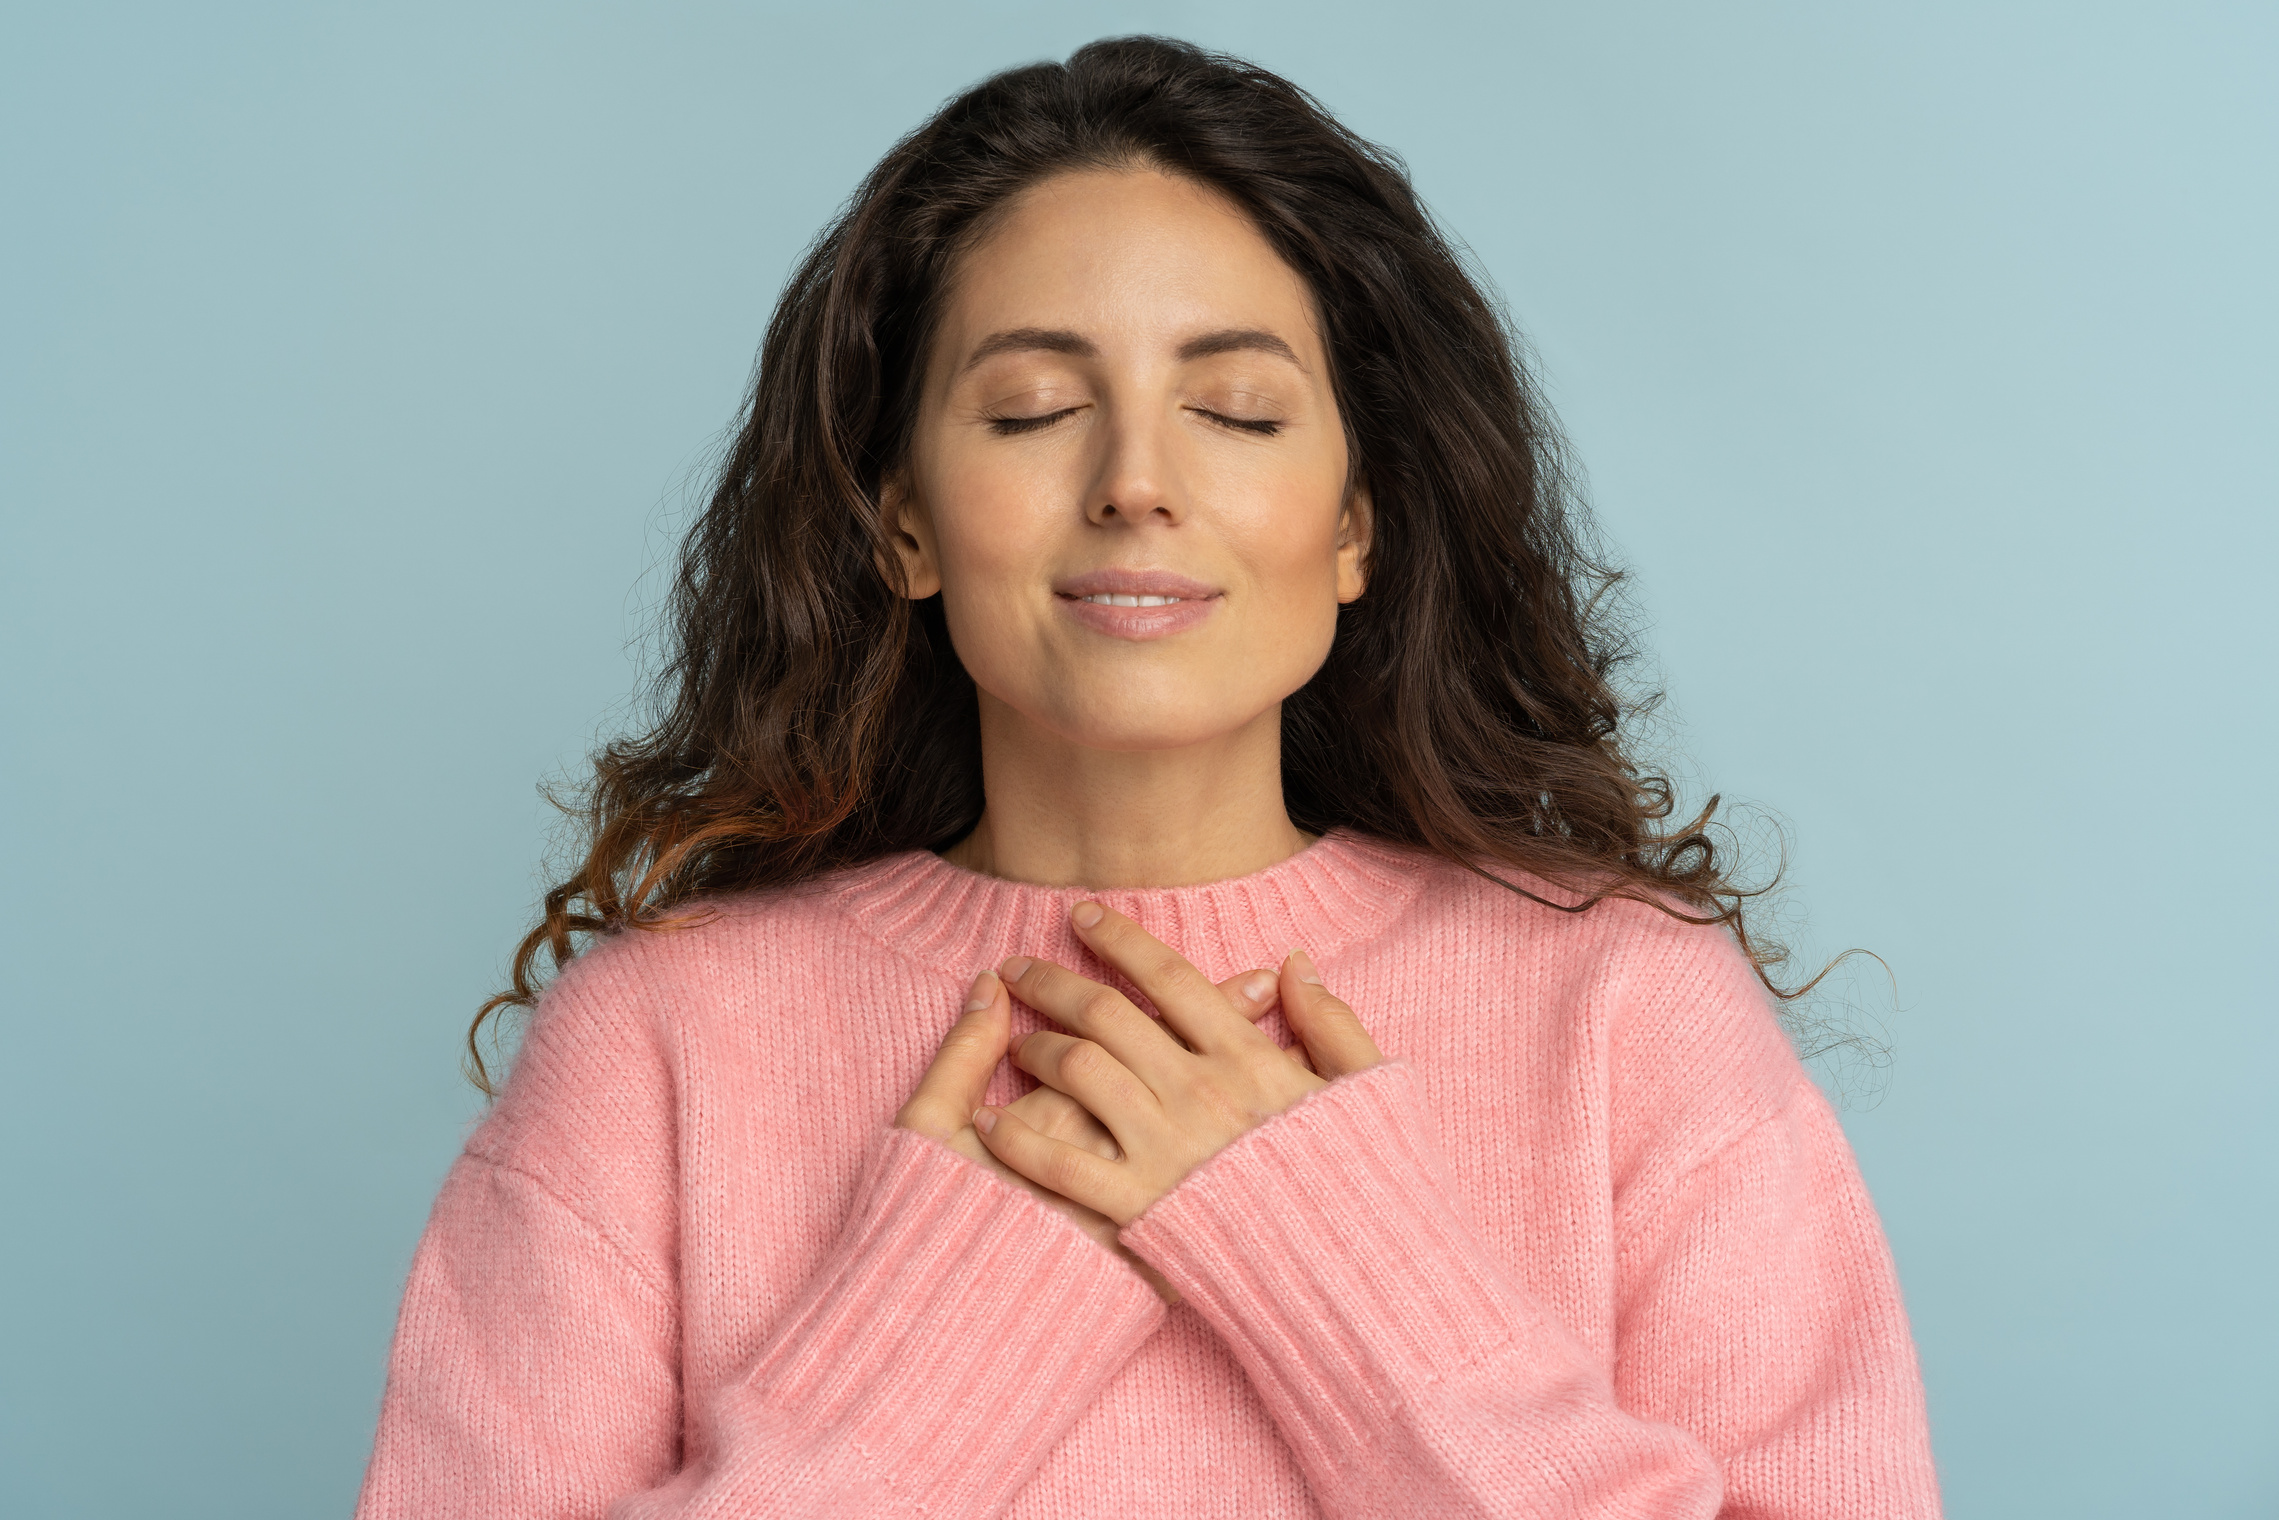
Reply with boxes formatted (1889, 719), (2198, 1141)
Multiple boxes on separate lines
(356, 1124), (1166, 1520)
(354, 924), (1168, 1520)
(1118, 1054), (1941, 1519)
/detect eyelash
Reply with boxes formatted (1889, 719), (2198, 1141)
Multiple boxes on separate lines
(986, 407), (1283, 438)
(988, 408), (1080, 436)
(1203, 409), (1284, 437)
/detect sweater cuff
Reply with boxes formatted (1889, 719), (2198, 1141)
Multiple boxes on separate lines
(1118, 1059), (1549, 1463)
(735, 1125), (1167, 1512)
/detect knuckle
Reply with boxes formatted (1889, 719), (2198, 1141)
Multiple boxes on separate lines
(893, 1097), (954, 1135)
(1145, 949), (1189, 985)
(1193, 1081), (1254, 1134)
(1078, 988), (1126, 1026)
(1040, 1144), (1090, 1194)
(1020, 1087), (1080, 1122)
(1234, 1044), (1287, 1086)
(936, 1029), (989, 1062)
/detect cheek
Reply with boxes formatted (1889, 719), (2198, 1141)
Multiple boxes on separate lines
(1205, 494), (1348, 707)
(1255, 550), (1345, 686)
(920, 456), (1056, 682)
(1232, 474), (1349, 616)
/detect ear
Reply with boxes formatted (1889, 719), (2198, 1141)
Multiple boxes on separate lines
(1334, 476), (1371, 604)
(877, 472), (944, 600)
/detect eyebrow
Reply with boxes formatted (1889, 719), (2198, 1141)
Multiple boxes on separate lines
(960, 327), (1097, 371)
(957, 325), (1306, 373)
(1176, 327), (1304, 369)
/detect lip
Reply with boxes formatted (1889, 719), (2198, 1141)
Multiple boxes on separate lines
(1052, 567), (1222, 642)
(1054, 568), (1221, 600)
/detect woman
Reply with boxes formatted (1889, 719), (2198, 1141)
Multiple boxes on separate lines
(359, 36), (1941, 1519)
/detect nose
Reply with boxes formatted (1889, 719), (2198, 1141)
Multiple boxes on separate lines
(1083, 403), (1184, 527)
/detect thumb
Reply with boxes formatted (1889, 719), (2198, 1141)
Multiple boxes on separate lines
(894, 969), (1010, 1141)
(1280, 948), (1384, 1080)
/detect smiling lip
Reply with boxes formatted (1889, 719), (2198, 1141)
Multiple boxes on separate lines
(1053, 569), (1221, 641)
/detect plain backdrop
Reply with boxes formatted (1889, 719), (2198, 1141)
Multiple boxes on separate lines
(3, 3), (2273, 1515)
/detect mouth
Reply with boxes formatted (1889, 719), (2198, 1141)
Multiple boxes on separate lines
(1075, 592), (1187, 607)
(1052, 569), (1221, 641)
(1054, 569), (1220, 602)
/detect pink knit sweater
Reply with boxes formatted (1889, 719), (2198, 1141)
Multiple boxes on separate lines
(358, 829), (1941, 1518)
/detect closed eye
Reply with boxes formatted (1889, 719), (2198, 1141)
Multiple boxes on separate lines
(987, 405), (1282, 437)
(1191, 407), (1283, 437)
(987, 407), (1084, 436)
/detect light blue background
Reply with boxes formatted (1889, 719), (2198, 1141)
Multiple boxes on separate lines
(4, 3), (2272, 1515)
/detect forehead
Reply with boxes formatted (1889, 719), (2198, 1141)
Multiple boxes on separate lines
(935, 167), (1324, 363)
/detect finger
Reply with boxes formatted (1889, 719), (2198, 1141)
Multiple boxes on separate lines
(1214, 967), (1317, 1071)
(1148, 970), (1277, 1053)
(1005, 1084), (1123, 1161)
(1218, 969), (1279, 1023)
(972, 1102), (1149, 1226)
(1068, 902), (1258, 1057)
(1000, 952), (1185, 1088)
(892, 969), (1009, 1140)
(1012, 1029), (1161, 1153)
(1279, 948), (1383, 1080)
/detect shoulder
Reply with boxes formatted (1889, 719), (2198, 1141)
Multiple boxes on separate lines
(470, 869), (897, 1176)
(1393, 846), (1767, 996)
(1390, 849), (1809, 1161)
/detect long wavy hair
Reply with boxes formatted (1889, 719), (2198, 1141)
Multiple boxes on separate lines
(469, 35), (1846, 1094)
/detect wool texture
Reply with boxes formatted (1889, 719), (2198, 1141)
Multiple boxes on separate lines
(357, 829), (1942, 1518)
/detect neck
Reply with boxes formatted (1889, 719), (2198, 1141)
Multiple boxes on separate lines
(941, 694), (1312, 889)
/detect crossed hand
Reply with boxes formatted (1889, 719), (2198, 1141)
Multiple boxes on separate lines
(893, 901), (1384, 1304)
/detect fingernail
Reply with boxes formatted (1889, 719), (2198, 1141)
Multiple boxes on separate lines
(972, 1107), (998, 1135)
(1071, 901), (1104, 929)
(1241, 972), (1275, 1002)
(1001, 955), (1033, 981)
(963, 969), (998, 1012)
(1289, 947), (1324, 986)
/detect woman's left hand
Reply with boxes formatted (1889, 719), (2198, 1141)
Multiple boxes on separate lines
(974, 901), (1384, 1227)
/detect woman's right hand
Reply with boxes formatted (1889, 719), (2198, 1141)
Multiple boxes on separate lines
(894, 965), (1284, 1306)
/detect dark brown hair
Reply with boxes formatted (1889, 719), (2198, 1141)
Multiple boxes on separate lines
(469, 36), (1842, 1093)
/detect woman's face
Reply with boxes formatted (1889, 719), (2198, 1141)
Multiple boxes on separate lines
(888, 166), (1367, 754)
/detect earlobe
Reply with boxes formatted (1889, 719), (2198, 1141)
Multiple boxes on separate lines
(877, 476), (944, 600)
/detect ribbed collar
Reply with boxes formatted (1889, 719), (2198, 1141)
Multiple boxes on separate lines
(825, 827), (1435, 981)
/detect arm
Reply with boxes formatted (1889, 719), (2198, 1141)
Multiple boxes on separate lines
(1117, 1050), (1940, 1518)
(1121, 1058), (1727, 1519)
(976, 907), (1726, 1517)
(983, 903), (1939, 1519)
(357, 947), (1167, 1520)
(1611, 1085), (1941, 1515)
(358, 1123), (1165, 1520)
